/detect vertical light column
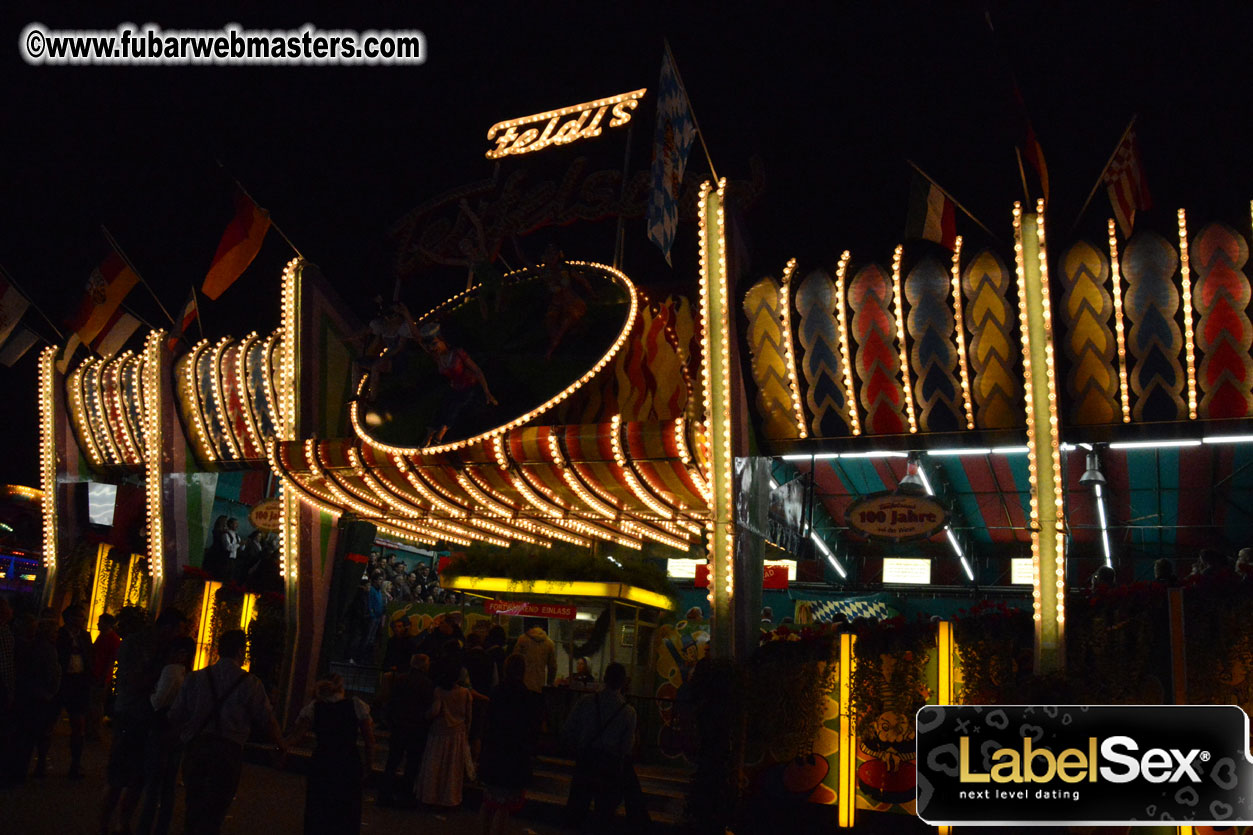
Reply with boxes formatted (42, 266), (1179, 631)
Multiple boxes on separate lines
(1014, 201), (1066, 674)
(1177, 209), (1198, 419)
(777, 258), (807, 439)
(37, 347), (58, 591)
(1107, 220), (1132, 423)
(837, 631), (857, 828)
(891, 244), (918, 433)
(951, 236), (976, 429)
(834, 251), (861, 435)
(141, 331), (166, 603)
(276, 259), (301, 585)
(697, 180), (734, 655)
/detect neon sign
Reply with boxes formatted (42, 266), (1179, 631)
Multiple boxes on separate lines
(485, 88), (646, 159)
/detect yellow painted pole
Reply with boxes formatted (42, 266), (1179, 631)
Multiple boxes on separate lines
(1014, 201), (1067, 674)
(697, 179), (735, 657)
(937, 620), (954, 704)
(838, 631), (857, 828)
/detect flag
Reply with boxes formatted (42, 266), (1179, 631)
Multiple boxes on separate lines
(95, 312), (141, 358)
(647, 45), (697, 266)
(201, 189), (271, 300)
(0, 273), (30, 348)
(168, 289), (199, 350)
(1103, 127), (1151, 237)
(905, 174), (957, 250)
(0, 326), (39, 367)
(65, 251), (139, 351)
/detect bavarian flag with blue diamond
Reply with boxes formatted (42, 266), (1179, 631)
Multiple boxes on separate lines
(647, 43), (696, 266)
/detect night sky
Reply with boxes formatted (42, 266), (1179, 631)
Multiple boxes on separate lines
(4, 2), (1253, 487)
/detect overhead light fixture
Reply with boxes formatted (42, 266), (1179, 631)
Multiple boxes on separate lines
(927, 447), (992, 456)
(898, 453), (928, 492)
(989, 445), (1030, 454)
(841, 450), (908, 459)
(1108, 439), (1201, 450)
(1094, 483), (1113, 568)
(1202, 435), (1253, 445)
(1078, 452), (1106, 487)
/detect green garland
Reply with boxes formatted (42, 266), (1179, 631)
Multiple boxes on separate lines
(849, 619), (933, 742)
(246, 595), (287, 691)
(1067, 582), (1166, 703)
(1183, 579), (1253, 711)
(210, 586), (245, 664)
(171, 575), (207, 633)
(744, 633), (837, 764)
(953, 602), (1032, 704)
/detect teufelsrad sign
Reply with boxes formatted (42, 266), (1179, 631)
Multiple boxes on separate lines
(845, 492), (948, 542)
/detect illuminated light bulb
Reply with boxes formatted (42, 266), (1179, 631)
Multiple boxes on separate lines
(38, 348), (59, 572)
(949, 237), (976, 429)
(235, 335), (265, 457)
(1177, 209), (1198, 419)
(891, 245), (918, 433)
(141, 332), (166, 581)
(777, 259), (808, 439)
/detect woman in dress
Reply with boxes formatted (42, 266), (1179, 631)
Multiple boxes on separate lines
(478, 654), (542, 835)
(285, 674), (376, 835)
(417, 656), (475, 808)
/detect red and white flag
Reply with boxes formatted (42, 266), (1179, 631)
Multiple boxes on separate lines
(1103, 127), (1151, 237)
(168, 289), (199, 350)
(59, 251), (141, 371)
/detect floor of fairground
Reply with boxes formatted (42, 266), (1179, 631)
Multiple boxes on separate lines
(0, 719), (570, 835)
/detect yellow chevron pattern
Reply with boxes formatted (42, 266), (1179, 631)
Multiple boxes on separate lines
(744, 276), (803, 439)
(1059, 241), (1118, 425)
(961, 250), (1020, 429)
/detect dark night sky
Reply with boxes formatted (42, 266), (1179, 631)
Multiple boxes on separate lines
(4, 2), (1253, 486)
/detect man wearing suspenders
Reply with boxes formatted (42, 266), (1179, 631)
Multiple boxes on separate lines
(170, 629), (286, 835)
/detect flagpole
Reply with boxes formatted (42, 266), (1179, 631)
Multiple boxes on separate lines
(906, 160), (1003, 244)
(191, 285), (205, 339)
(121, 300), (161, 332)
(0, 262), (64, 340)
(215, 160), (305, 260)
(100, 225), (178, 328)
(663, 40), (719, 182)
(613, 123), (634, 270)
(1069, 115), (1138, 236)
(1013, 148), (1032, 204)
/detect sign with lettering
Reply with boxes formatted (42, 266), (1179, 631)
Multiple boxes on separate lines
(694, 562), (789, 590)
(484, 600), (578, 620)
(845, 492), (949, 542)
(248, 498), (282, 532)
(485, 88), (646, 159)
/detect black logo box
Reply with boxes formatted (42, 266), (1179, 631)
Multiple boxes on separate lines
(916, 705), (1253, 825)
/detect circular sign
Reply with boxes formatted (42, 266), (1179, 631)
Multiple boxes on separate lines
(248, 498), (282, 532)
(845, 492), (948, 542)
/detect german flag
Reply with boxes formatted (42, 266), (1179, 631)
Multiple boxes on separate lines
(201, 190), (270, 300)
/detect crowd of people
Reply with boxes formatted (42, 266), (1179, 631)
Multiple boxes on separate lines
(341, 553), (471, 665)
(353, 610), (647, 835)
(202, 517), (283, 593)
(0, 599), (285, 835)
(0, 591), (650, 834)
(1088, 546), (1253, 592)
